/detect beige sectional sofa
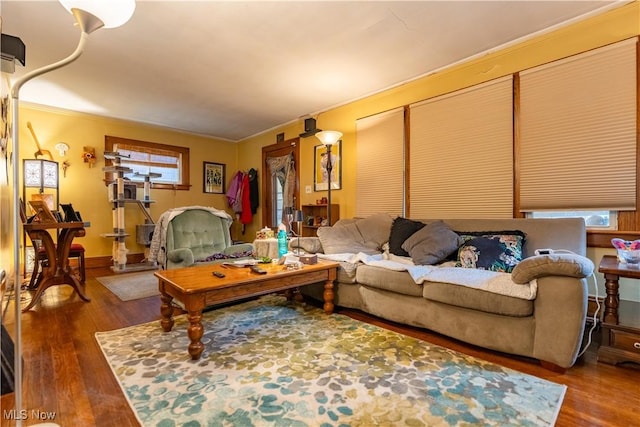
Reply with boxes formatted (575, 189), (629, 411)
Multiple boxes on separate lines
(296, 214), (594, 370)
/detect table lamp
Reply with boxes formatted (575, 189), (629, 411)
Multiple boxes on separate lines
(291, 209), (305, 255)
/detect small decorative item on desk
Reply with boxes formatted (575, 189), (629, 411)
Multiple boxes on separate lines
(611, 238), (640, 265)
(299, 254), (317, 265)
(256, 227), (274, 240)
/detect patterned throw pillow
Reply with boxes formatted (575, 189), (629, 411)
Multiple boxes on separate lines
(455, 231), (526, 273)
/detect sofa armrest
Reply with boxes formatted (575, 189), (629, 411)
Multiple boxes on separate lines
(511, 254), (594, 284)
(223, 243), (254, 256)
(532, 275), (589, 368)
(289, 237), (323, 254)
(167, 248), (195, 268)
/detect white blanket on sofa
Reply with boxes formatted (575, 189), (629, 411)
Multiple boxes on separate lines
(318, 252), (537, 300)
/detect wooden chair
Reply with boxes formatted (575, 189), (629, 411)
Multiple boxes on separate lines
(28, 242), (86, 289)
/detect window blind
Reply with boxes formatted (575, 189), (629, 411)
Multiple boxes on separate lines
(519, 39), (637, 212)
(355, 108), (405, 217)
(409, 76), (514, 219)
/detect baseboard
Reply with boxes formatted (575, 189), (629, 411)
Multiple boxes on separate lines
(85, 253), (147, 270)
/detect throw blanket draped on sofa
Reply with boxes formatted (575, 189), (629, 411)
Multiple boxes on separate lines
(319, 252), (537, 300)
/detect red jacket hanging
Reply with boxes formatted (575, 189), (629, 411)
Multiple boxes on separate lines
(239, 172), (252, 225)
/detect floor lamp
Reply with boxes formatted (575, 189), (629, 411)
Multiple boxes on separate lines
(315, 130), (342, 227)
(9, 1), (135, 424)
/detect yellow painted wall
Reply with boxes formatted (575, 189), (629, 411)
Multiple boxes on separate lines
(13, 105), (238, 258)
(237, 1), (640, 238)
(238, 2), (640, 240)
(0, 76), (12, 284)
(235, 2), (640, 302)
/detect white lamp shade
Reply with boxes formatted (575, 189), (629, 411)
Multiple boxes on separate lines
(316, 130), (342, 146)
(59, 0), (136, 28)
(24, 159), (58, 188)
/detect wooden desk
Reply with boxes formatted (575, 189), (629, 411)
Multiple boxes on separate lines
(597, 255), (640, 365)
(155, 260), (338, 360)
(22, 221), (91, 311)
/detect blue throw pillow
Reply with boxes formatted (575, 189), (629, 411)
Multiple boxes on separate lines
(455, 231), (526, 273)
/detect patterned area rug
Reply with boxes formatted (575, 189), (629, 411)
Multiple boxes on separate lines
(95, 296), (566, 426)
(96, 270), (159, 301)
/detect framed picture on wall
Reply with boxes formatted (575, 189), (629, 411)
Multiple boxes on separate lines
(203, 162), (225, 194)
(314, 141), (341, 191)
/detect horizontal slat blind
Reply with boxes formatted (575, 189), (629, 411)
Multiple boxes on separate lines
(355, 108), (405, 217)
(409, 76), (514, 218)
(519, 39), (637, 211)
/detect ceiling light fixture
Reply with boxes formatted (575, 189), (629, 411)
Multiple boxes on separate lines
(9, 2), (136, 424)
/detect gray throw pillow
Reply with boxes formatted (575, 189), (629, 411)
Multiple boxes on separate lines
(388, 217), (426, 257)
(355, 212), (394, 250)
(317, 222), (379, 254)
(401, 220), (462, 265)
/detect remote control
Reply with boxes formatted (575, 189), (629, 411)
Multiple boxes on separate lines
(250, 265), (267, 275)
(212, 271), (225, 278)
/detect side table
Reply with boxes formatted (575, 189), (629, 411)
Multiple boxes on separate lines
(597, 255), (640, 366)
(253, 238), (279, 260)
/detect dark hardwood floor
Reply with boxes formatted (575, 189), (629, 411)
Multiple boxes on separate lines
(1, 266), (638, 426)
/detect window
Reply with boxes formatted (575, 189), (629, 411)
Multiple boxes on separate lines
(261, 139), (299, 229)
(273, 174), (284, 226)
(355, 108), (405, 217)
(518, 39), (637, 213)
(104, 136), (190, 190)
(528, 210), (617, 230)
(409, 76), (514, 218)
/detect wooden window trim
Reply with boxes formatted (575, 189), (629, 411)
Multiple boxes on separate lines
(104, 135), (191, 190)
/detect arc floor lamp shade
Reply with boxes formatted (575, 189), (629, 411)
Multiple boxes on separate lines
(59, 0), (136, 29)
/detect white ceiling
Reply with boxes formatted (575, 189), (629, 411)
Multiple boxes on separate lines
(1, 1), (624, 142)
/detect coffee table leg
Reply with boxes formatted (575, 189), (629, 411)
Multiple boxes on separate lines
(187, 311), (204, 360)
(323, 279), (334, 314)
(160, 293), (175, 332)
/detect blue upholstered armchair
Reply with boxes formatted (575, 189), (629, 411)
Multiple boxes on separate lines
(150, 207), (253, 269)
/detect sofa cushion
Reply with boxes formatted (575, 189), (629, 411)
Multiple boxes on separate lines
(355, 212), (394, 250)
(401, 220), (462, 265)
(388, 217), (426, 257)
(511, 253), (594, 284)
(356, 265), (424, 297)
(289, 237), (323, 254)
(317, 213), (393, 254)
(422, 281), (533, 317)
(455, 231), (525, 273)
(336, 261), (359, 283)
(317, 222), (377, 254)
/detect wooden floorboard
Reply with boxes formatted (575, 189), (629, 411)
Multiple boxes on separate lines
(1, 266), (638, 426)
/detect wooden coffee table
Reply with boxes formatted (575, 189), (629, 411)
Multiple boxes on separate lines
(154, 260), (339, 360)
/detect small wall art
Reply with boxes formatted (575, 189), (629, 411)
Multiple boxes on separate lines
(203, 161), (225, 194)
(314, 141), (341, 191)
